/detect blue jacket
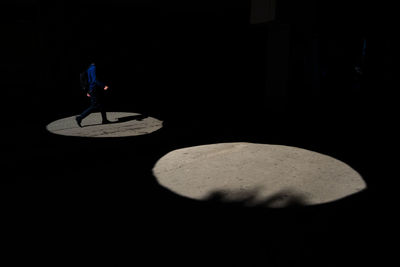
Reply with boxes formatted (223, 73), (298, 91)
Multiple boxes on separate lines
(87, 64), (105, 93)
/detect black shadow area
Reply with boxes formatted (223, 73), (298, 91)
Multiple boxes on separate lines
(78, 114), (149, 127)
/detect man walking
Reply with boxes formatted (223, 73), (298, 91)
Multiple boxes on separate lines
(76, 61), (110, 127)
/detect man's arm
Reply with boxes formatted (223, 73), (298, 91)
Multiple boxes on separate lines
(87, 84), (108, 97)
(94, 76), (108, 90)
(89, 67), (108, 91)
(89, 67), (106, 88)
(95, 79), (106, 88)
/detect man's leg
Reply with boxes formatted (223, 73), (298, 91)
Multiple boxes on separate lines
(76, 96), (98, 127)
(100, 109), (109, 124)
(98, 97), (109, 124)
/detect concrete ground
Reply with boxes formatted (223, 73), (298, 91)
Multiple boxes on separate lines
(153, 142), (366, 208)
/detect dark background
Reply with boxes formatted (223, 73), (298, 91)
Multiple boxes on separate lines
(1, 1), (397, 266)
(1, 1), (395, 125)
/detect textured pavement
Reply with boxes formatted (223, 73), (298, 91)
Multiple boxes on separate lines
(153, 142), (366, 207)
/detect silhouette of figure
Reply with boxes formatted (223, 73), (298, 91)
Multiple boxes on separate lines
(76, 62), (110, 127)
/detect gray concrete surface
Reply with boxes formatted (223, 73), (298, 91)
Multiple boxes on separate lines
(153, 142), (366, 207)
(46, 112), (163, 137)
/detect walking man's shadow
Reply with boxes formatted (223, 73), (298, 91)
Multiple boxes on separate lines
(83, 114), (148, 127)
(115, 114), (148, 123)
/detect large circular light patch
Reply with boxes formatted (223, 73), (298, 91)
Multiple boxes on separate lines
(153, 142), (366, 207)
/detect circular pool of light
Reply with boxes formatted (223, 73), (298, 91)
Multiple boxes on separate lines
(46, 112), (163, 138)
(153, 142), (366, 208)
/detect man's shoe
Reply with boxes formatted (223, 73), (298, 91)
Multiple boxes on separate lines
(102, 119), (111, 124)
(75, 116), (82, 127)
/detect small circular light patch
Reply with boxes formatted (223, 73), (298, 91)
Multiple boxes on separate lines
(46, 112), (163, 138)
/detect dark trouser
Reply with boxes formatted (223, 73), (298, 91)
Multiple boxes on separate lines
(78, 92), (107, 122)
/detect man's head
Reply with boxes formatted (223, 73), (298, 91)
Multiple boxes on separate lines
(86, 56), (96, 66)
